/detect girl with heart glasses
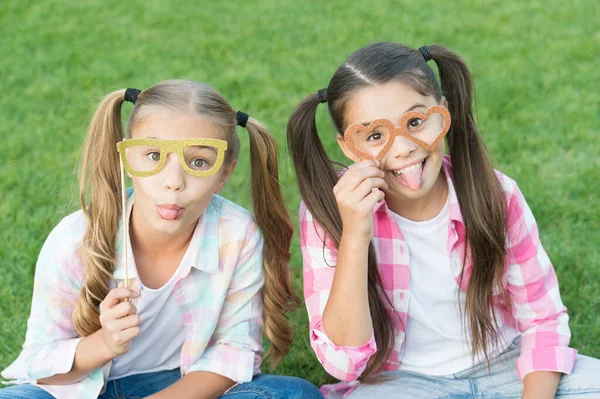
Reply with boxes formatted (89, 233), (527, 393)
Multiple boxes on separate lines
(1, 80), (323, 399)
(287, 43), (599, 398)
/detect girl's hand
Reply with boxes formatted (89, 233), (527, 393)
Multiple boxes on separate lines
(99, 283), (141, 357)
(333, 160), (387, 241)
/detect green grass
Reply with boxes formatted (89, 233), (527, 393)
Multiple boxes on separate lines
(1, 0), (598, 388)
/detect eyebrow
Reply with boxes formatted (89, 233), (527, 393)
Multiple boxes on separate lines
(359, 103), (428, 127)
(141, 138), (219, 153)
(190, 145), (218, 154)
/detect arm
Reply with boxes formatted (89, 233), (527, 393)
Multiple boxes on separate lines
(37, 329), (114, 385)
(503, 178), (576, 385)
(145, 370), (235, 399)
(522, 371), (561, 399)
(301, 160), (387, 381)
(324, 160), (387, 345)
(321, 231), (373, 346)
(38, 286), (140, 385)
(1, 219), (103, 384)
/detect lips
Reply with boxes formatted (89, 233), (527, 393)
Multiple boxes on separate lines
(156, 204), (184, 221)
(389, 157), (428, 177)
(388, 157), (428, 191)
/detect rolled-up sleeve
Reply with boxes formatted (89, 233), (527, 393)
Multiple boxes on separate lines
(2, 216), (97, 383)
(300, 203), (377, 382)
(187, 223), (264, 383)
(503, 178), (578, 380)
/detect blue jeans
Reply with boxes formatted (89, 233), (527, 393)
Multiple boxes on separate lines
(350, 337), (600, 398)
(0, 370), (323, 399)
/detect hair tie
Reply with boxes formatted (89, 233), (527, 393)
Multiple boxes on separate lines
(124, 88), (141, 104)
(418, 46), (432, 62)
(317, 88), (328, 103)
(237, 110), (249, 128)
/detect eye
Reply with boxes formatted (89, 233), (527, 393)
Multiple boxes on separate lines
(146, 152), (160, 162)
(408, 118), (424, 129)
(367, 132), (383, 141)
(190, 158), (208, 169)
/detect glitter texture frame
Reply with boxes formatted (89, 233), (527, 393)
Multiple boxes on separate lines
(343, 105), (452, 160)
(116, 137), (228, 178)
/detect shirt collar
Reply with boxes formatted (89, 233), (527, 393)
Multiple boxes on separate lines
(113, 189), (220, 280)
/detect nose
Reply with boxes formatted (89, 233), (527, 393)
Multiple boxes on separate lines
(388, 134), (418, 159)
(162, 153), (185, 192)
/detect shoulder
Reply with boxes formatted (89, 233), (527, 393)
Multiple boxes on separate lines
(443, 155), (523, 203)
(299, 200), (322, 236)
(209, 194), (261, 243)
(37, 209), (87, 289)
(493, 169), (521, 198)
(43, 209), (87, 255)
(492, 170), (531, 220)
(298, 200), (338, 266)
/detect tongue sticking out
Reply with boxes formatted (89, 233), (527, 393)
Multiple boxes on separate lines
(157, 206), (183, 220)
(399, 163), (423, 191)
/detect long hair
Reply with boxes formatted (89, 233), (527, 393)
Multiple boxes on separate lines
(74, 80), (299, 367)
(287, 43), (508, 380)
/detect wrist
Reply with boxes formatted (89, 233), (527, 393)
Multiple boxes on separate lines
(340, 230), (372, 247)
(92, 329), (119, 363)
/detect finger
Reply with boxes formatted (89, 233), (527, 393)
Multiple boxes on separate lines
(108, 326), (140, 347)
(101, 288), (139, 311)
(352, 177), (389, 199)
(348, 159), (379, 171)
(119, 326), (141, 343)
(103, 300), (137, 321)
(362, 188), (386, 211)
(337, 166), (385, 194)
(111, 314), (141, 331)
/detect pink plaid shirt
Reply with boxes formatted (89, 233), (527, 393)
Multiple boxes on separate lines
(2, 192), (264, 399)
(300, 156), (577, 398)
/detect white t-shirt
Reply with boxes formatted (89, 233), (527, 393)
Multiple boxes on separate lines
(107, 222), (199, 380)
(391, 201), (517, 375)
(108, 261), (187, 380)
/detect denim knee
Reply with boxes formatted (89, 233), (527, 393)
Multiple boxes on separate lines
(0, 384), (55, 399)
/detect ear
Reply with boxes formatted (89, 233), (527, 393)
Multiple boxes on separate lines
(442, 96), (448, 108)
(336, 133), (361, 163)
(215, 160), (237, 194)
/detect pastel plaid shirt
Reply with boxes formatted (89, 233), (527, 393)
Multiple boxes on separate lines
(300, 156), (577, 398)
(2, 192), (264, 399)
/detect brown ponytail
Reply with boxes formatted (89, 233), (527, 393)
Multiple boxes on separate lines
(244, 118), (300, 367)
(74, 89), (126, 336)
(428, 45), (509, 361)
(287, 93), (396, 381)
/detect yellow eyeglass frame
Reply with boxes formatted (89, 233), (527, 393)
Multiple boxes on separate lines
(116, 138), (228, 178)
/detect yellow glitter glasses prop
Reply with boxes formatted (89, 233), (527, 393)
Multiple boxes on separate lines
(116, 138), (228, 178)
(343, 105), (451, 161)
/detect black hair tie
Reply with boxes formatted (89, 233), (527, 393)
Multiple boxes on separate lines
(237, 110), (249, 128)
(317, 88), (328, 103)
(419, 46), (432, 62)
(124, 88), (141, 104)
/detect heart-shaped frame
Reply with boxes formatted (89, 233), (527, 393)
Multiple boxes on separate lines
(343, 105), (452, 161)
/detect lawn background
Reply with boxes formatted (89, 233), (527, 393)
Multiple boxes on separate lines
(1, 0), (598, 388)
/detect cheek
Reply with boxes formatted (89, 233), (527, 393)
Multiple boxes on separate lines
(434, 140), (445, 156)
(186, 176), (221, 198)
(130, 176), (156, 196)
